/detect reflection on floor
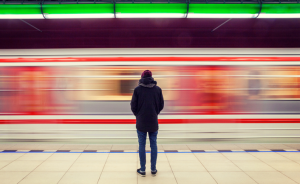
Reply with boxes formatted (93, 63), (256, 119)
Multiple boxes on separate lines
(0, 144), (300, 184)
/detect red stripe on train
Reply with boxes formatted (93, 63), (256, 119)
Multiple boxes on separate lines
(1, 57), (300, 62)
(0, 119), (300, 124)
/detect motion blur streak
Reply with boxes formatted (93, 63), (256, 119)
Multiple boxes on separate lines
(0, 49), (299, 144)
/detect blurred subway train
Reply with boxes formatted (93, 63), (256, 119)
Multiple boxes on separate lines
(0, 48), (299, 144)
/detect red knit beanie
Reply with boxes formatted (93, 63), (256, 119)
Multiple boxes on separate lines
(141, 70), (152, 78)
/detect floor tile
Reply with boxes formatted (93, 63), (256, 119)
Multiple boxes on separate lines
(166, 153), (199, 162)
(1, 160), (43, 171)
(210, 172), (257, 184)
(17, 153), (53, 161)
(265, 161), (300, 172)
(247, 171), (297, 184)
(59, 171), (101, 184)
(174, 171), (217, 184)
(103, 162), (137, 171)
(277, 153), (300, 161)
(98, 171), (137, 184)
(34, 160), (74, 172)
(19, 171), (65, 184)
(47, 153), (81, 161)
(137, 171), (177, 184)
(106, 153), (137, 163)
(282, 172), (300, 183)
(0, 171), (30, 184)
(169, 161), (206, 171)
(222, 153), (260, 161)
(249, 152), (291, 162)
(194, 153), (230, 162)
(0, 161), (13, 170)
(0, 153), (25, 161)
(232, 160), (276, 172)
(76, 153), (108, 161)
(69, 161), (105, 172)
(201, 160), (242, 172)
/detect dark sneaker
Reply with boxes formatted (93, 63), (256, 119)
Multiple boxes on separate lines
(151, 169), (157, 176)
(137, 169), (146, 177)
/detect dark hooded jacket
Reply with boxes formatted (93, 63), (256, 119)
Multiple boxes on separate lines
(130, 77), (164, 132)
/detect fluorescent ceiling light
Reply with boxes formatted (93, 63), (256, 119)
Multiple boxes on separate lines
(43, 13), (115, 19)
(0, 14), (44, 19)
(258, 13), (300, 18)
(188, 13), (258, 18)
(116, 13), (186, 18)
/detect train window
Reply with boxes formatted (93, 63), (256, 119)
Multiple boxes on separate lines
(66, 67), (176, 101)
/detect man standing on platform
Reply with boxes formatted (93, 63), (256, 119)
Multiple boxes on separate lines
(130, 70), (164, 177)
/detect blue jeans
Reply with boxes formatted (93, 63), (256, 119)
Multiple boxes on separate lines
(137, 130), (158, 172)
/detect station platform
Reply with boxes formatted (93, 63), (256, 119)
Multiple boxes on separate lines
(0, 144), (300, 184)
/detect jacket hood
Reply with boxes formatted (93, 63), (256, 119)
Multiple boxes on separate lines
(139, 77), (157, 88)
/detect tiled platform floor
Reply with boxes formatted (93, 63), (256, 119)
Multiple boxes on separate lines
(0, 144), (300, 184)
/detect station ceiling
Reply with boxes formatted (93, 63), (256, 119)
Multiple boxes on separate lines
(0, 1), (299, 48)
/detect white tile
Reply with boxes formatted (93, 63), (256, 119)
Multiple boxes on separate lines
(103, 162), (137, 172)
(232, 160), (276, 172)
(77, 153), (108, 161)
(174, 171), (217, 184)
(59, 171), (100, 184)
(69, 161), (105, 172)
(0, 161), (12, 170)
(247, 171), (297, 184)
(194, 153), (229, 161)
(282, 172), (300, 183)
(47, 153), (81, 161)
(19, 171), (65, 184)
(201, 160), (242, 172)
(277, 152), (300, 161)
(1, 160), (43, 171)
(169, 161), (206, 172)
(34, 160), (74, 172)
(98, 171), (137, 184)
(17, 153), (53, 161)
(210, 172), (256, 184)
(222, 153), (260, 161)
(265, 161), (300, 172)
(0, 153), (25, 161)
(0, 171), (30, 184)
(166, 153), (199, 162)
